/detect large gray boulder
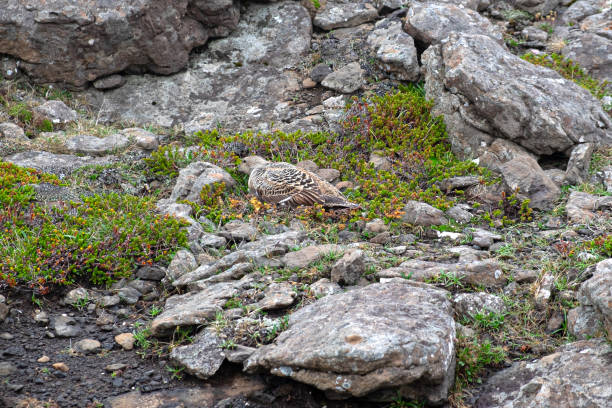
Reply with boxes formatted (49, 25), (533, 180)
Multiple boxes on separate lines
(404, 2), (504, 46)
(245, 280), (456, 404)
(84, 1), (312, 133)
(0, 0), (240, 88)
(474, 339), (612, 407)
(423, 33), (612, 160)
(561, 9), (612, 85)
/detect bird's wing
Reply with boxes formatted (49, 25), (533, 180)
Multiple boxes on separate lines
(260, 166), (324, 206)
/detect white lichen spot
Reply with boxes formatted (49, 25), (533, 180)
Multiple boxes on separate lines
(88, 39), (95, 46)
(278, 366), (293, 376)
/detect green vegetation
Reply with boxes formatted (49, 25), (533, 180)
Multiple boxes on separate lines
(0, 161), (187, 293)
(310, 0), (321, 9)
(146, 85), (492, 223)
(588, 234), (612, 257)
(538, 23), (554, 35)
(456, 338), (506, 385)
(521, 52), (611, 101)
(8, 102), (33, 124)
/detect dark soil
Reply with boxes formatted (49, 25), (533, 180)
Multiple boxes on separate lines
(0, 288), (387, 408)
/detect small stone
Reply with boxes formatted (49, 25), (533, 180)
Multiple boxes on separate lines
(116, 286), (141, 305)
(369, 231), (391, 245)
(310, 63), (333, 83)
(120, 128), (159, 151)
(53, 315), (81, 337)
(321, 62), (365, 94)
(52, 362), (69, 372)
(331, 249), (365, 286)
(310, 278), (343, 298)
(365, 218), (388, 234)
(136, 265), (166, 281)
(128, 279), (157, 295)
(115, 333), (136, 350)
(33, 100), (77, 125)
(37, 355), (50, 363)
(74, 339), (101, 354)
(99, 295), (121, 307)
(302, 78), (317, 88)
(402, 200), (448, 226)
(0, 303), (9, 322)
(105, 363), (128, 372)
(0, 332), (14, 340)
(316, 168), (340, 183)
(0, 122), (28, 141)
(296, 160), (319, 172)
(322, 95), (345, 109)
(369, 152), (392, 171)
(34, 310), (49, 325)
(64, 288), (91, 306)
(93, 74), (126, 90)
(0, 361), (16, 376)
(335, 181), (354, 191)
(258, 282), (297, 310)
(0, 294), (5, 303)
(471, 228), (502, 249)
(535, 273), (555, 307)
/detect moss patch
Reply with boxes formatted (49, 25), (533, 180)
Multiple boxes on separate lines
(521, 52), (611, 101)
(0, 161), (187, 293)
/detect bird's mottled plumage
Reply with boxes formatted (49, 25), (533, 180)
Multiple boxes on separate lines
(248, 161), (359, 209)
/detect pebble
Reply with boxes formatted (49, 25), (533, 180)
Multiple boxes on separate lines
(0, 332), (14, 340)
(105, 363), (128, 372)
(52, 362), (69, 372)
(37, 355), (50, 363)
(115, 332), (136, 350)
(74, 338), (102, 354)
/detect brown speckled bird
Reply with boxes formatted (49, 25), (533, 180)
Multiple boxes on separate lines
(247, 159), (359, 209)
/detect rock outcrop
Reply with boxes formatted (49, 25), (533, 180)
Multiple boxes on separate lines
(0, 0), (240, 88)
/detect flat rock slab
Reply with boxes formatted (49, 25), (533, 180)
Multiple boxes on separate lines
(314, 2), (378, 30)
(65, 134), (130, 156)
(405, 2), (503, 45)
(245, 279), (456, 404)
(4, 151), (110, 177)
(84, 1), (311, 133)
(170, 329), (225, 379)
(474, 339), (612, 407)
(379, 259), (506, 288)
(566, 191), (612, 223)
(283, 244), (342, 269)
(151, 282), (240, 336)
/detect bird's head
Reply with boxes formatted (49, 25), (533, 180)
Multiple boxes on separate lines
(239, 155), (269, 175)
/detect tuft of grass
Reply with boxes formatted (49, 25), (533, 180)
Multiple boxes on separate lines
(521, 52), (611, 100)
(8, 102), (33, 124)
(0, 161), (188, 293)
(455, 338), (506, 386)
